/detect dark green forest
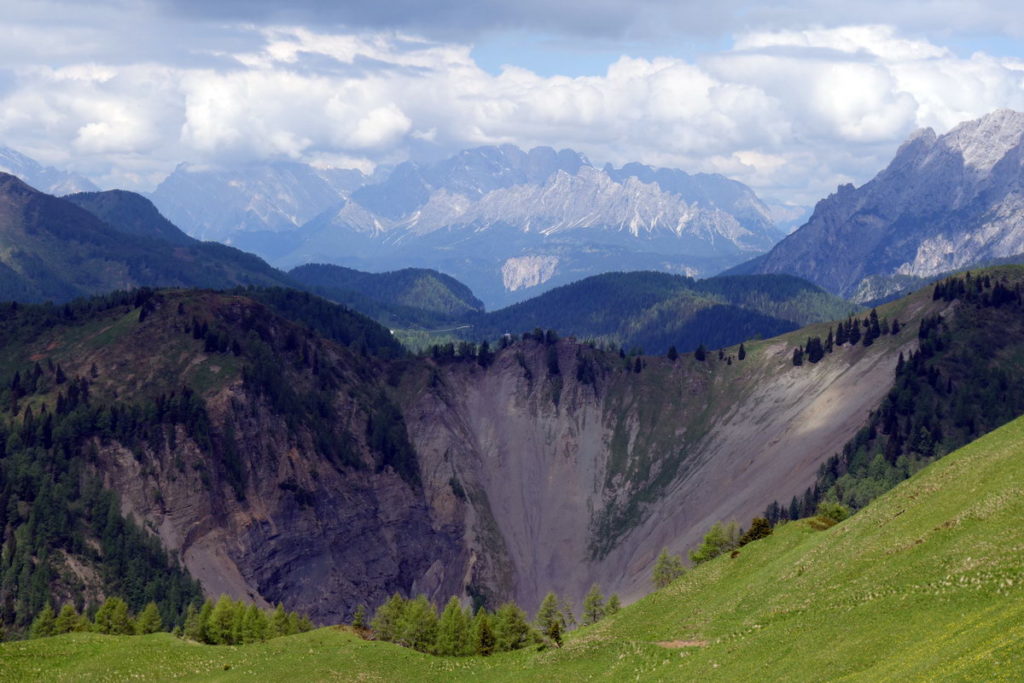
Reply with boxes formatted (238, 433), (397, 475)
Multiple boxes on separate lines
(0, 296), (204, 634)
(288, 263), (484, 330)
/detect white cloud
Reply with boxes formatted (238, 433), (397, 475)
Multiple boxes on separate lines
(733, 25), (952, 61)
(1, 19), (1023, 206)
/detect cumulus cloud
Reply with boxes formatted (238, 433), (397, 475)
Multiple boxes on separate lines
(1, 14), (1024, 205)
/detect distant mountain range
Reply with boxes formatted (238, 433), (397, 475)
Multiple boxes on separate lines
(735, 109), (1024, 300)
(149, 145), (784, 307)
(0, 145), (98, 195)
(10, 109), (1024, 306)
(0, 173), (837, 357)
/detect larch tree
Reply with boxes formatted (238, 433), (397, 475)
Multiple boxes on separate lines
(582, 584), (605, 625)
(434, 596), (470, 656)
(135, 601), (164, 634)
(652, 547), (685, 589)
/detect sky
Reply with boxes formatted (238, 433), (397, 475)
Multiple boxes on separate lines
(1, 0), (1024, 205)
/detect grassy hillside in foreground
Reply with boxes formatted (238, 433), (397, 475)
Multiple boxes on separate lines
(4, 413), (1024, 680)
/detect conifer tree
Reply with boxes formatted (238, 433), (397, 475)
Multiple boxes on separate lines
(652, 547), (685, 589)
(473, 608), (496, 656)
(836, 321), (848, 346)
(546, 618), (562, 647)
(848, 318), (861, 345)
(493, 603), (534, 652)
(351, 604), (367, 630)
(270, 602), (290, 639)
(667, 345), (679, 361)
(371, 594), (406, 643)
(606, 594), (621, 615)
(30, 603), (56, 639)
(738, 343), (746, 360)
(558, 598), (577, 630)
(69, 612), (89, 632)
(54, 603), (79, 634)
(242, 604), (268, 643)
(535, 592), (564, 635)
(285, 611), (301, 637)
(135, 601), (164, 634)
(231, 600), (247, 644)
(694, 344), (707, 361)
(738, 517), (773, 546)
(689, 521), (740, 565)
(94, 596), (134, 635)
(582, 584), (605, 625)
(208, 595), (236, 644)
(398, 595), (438, 653)
(434, 596), (470, 656)
(867, 308), (881, 343)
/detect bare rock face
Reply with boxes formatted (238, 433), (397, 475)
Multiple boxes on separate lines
(397, 325), (921, 611)
(750, 109), (1024, 298)
(501, 255), (560, 291)
(99, 383), (467, 625)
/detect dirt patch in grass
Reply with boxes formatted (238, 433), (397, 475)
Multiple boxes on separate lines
(655, 640), (709, 648)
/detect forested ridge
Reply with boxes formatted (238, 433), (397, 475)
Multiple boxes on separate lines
(461, 271), (854, 355)
(288, 263), (484, 330)
(0, 291), (204, 636)
(0, 286), (421, 639)
(766, 269), (1024, 522)
(0, 176), (294, 304)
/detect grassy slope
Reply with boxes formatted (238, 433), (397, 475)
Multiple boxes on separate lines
(5, 412), (1023, 680)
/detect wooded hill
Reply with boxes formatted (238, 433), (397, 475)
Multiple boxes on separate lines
(288, 263), (485, 330)
(459, 271), (855, 354)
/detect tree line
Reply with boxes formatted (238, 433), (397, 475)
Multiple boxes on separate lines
(362, 582), (621, 657)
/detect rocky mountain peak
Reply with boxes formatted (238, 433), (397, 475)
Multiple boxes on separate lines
(0, 145), (98, 195)
(939, 108), (1024, 173)
(745, 109), (1024, 300)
